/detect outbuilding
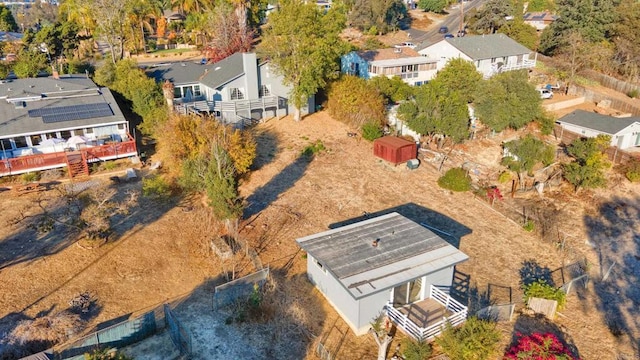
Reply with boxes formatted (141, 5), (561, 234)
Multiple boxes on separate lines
(373, 136), (417, 165)
(557, 110), (640, 150)
(296, 212), (469, 340)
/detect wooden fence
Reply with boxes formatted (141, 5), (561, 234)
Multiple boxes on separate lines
(569, 84), (640, 116)
(527, 297), (558, 319)
(581, 70), (640, 98)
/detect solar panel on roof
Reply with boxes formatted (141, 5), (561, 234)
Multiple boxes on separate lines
(28, 103), (114, 123)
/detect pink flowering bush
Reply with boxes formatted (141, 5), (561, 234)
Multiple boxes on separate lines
(504, 332), (579, 360)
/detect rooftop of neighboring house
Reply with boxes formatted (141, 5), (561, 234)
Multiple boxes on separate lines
(145, 52), (256, 90)
(421, 34), (531, 60)
(296, 212), (468, 299)
(0, 75), (127, 138)
(523, 11), (558, 22)
(557, 110), (640, 135)
(355, 48), (438, 67)
(0, 31), (22, 42)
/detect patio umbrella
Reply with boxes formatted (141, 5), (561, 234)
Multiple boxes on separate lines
(66, 135), (88, 147)
(39, 138), (65, 147)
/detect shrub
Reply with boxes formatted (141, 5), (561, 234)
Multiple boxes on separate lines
(523, 279), (566, 310)
(301, 140), (326, 158)
(438, 167), (471, 192)
(504, 332), (578, 360)
(624, 158), (640, 182)
(362, 122), (383, 141)
(21, 172), (40, 183)
(498, 171), (512, 183)
(142, 175), (172, 200)
(627, 89), (639, 99)
(401, 338), (432, 360)
(84, 348), (134, 360)
(523, 219), (535, 232)
(435, 317), (500, 360)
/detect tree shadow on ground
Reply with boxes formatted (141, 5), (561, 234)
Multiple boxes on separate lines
(244, 154), (313, 219)
(506, 313), (582, 359)
(583, 196), (640, 356)
(250, 127), (280, 172)
(0, 294), (104, 359)
(519, 259), (555, 287)
(328, 202), (472, 248)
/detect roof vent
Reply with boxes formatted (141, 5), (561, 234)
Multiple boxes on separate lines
(394, 48), (402, 54)
(214, 66), (221, 71)
(372, 238), (380, 247)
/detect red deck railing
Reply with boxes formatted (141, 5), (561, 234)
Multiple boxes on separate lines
(0, 137), (137, 176)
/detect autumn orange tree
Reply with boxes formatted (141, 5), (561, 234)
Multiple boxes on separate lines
(157, 114), (256, 221)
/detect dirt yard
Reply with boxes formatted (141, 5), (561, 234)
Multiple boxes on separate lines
(1, 108), (639, 359)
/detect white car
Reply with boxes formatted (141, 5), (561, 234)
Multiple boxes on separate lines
(394, 42), (416, 49)
(538, 89), (553, 99)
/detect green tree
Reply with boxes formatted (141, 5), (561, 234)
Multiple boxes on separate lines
(327, 75), (387, 129)
(498, 19), (539, 50)
(473, 70), (542, 132)
(538, 0), (616, 55)
(563, 135), (610, 192)
(502, 135), (555, 188)
(401, 338), (432, 360)
(468, 0), (514, 34)
(94, 59), (167, 135)
(526, 0), (555, 11)
(12, 50), (48, 78)
(32, 22), (80, 62)
(258, 0), (348, 121)
(438, 167), (472, 191)
(85, 348), (134, 360)
(430, 58), (483, 103)
(398, 81), (470, 145)
(435, 317), (501, 360)
(0, 62), (9, 79)
(0, 5), (18, 32)
(611, 0), (640, 80)
(369, 75), (414, 103)
(348, 0), (408, 34)
(418, 0), (448, 13)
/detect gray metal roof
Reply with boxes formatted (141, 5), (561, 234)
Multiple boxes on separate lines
(200, 53), (245, 89)
(557, 110), (640, 135)
(296, 212), (469, 299)
(145, 61), (214, 86)
(443, 34), (531, 60)
(0, 76), (127, 138)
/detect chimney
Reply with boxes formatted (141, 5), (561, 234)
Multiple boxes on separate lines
(372, 238), (380, 247)
(162, 80), (175, 110)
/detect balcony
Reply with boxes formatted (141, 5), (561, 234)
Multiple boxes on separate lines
(500, 59), (536, 72)
(0, 136), (137, 177)
(384, 285), (467, 341)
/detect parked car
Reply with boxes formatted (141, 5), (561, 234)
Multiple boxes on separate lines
(538, 89), (553, 99)
(394, 42), (417, 49)
(438, 26), (448, 34)
(444, 33), (455, 39)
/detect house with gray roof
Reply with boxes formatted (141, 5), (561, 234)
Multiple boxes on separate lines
(418, 34), (536, 79)
(146, 52), (314, 125)
(296, 212), (469, 340)
(557, 110), (640, 150)
(0, 75), (136, 177)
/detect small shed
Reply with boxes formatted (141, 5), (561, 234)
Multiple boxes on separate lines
(373, 136), (417, 165)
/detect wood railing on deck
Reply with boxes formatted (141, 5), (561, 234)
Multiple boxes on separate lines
(384, 285), (468, 341)
(0, 137), (137, 176)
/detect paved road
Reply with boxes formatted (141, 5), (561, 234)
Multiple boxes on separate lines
(410, 0), (485, 49)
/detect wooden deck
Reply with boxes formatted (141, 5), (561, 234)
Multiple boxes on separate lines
(397, 298), (452, 328)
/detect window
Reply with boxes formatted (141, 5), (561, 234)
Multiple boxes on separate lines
(230, 88), (244, 100)
(14, 137), (28, 148)
(259, 85), (271, 97)
(314, 259), (327, 274)
(30, 135), (42, 146)
(84, 128), (94, 134)
(194, 85), (201, 97)
(491, 58), (497, 63)
(117, 124), (125, 130)
(0, 138), (12, 150)
(60, 131), (72, 140)
(173, 87), (182, 98)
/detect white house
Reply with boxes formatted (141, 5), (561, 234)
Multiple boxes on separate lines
(0, 75), (137, 177)
(296, 212), (469, 341)
(417, 34), (536, 79)
(146, 52), (314, 125)
(557, 110), (640, 150)
(341, 48), (439, 86)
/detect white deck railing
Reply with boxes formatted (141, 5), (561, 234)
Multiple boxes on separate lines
(500, 59), (536, 72)
(384, 285), (468, 341)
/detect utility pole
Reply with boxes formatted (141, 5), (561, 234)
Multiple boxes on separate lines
(459, 0), (465, 34)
